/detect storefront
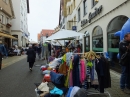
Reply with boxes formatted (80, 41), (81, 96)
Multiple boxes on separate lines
(0, 32), (17, 47)
(77, 0), (130, 72)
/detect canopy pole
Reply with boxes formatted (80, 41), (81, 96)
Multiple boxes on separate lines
(67, 41), (73, 47)
(56, 40), (63, 46)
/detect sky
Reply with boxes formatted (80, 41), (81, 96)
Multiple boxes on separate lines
(27, 0), (60, 42)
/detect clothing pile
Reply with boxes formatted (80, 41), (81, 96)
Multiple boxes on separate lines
(36, 51), (111, 97)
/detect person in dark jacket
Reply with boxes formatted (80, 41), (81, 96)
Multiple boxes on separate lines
(27, 44), (36, 71)
(37, 44), (41, 60)
(119, 33), (130, 93)
(0, 52), (2, 70)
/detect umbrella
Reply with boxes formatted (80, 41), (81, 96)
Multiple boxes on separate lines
(45, 29), (84, 41)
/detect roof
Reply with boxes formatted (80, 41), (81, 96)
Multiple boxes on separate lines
(37, 33), (41, 41)
(41, 29), (54, 37)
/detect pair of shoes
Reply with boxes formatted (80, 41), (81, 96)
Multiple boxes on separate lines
(121, 88), (130, 94)
(30, 68), (32, 71)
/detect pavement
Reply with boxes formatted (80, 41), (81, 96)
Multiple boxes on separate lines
(2, 55), (130, 97)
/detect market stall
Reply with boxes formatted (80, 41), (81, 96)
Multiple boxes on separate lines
(34, 29), (111, 97)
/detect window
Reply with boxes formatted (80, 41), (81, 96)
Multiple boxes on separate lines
(92, 0), (98, 8)
(6, 17), (9, 24)
(83, 0), (87, 15)
(3, 0), (8, 4)
(21, 21), (23, 30)
(69, 7), (70, 14)
(92, 26), (103, 52)
(78, 8), (80, 21)
(5, 0), (8, 4)
(74, 0), (75, 8)
(0, 15), (4, 24)
(21, 6), (23, 16)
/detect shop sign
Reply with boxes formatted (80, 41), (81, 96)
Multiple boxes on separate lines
(72, 26), (77, 31)
(81, 19), (88, 27)
(88, 5), (103, 23)
(81, 5), (103, 27)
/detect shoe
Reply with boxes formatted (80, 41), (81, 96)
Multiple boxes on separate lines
(121, 88), (130, 94)
(30, 68), (32, 71)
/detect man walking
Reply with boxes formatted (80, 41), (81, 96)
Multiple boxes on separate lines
(119, 33), (130, 94)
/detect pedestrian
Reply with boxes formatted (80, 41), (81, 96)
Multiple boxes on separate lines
(119, 33), (130, 94)
(37, 44), (41, 60)
(0, 51), (2, 70)
(26, 44), (36, 71)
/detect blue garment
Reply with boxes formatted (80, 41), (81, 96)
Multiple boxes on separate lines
(120, 66), (129, 89)
(67, 87), (73, 97)
(72, 55), (80, 87)
(0, 44), (6, 55)
(50, 87), (63, 96)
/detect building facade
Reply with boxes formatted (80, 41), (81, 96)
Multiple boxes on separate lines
(11, 0), (30, 47)
(39, 29), (54, 43)
(61, 0), (130, 72)
(75, 0), (130, 72)
(0, 0), (16, 47)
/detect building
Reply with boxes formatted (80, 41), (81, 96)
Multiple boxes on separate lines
(75, 0), (130, 72)
(39, 29), (54, 43)
(11, 0), (30, 47)
(37, 33), (41, 43)
(53, 25), (60, 34)
(0, 0), (16, 47)
(60, 0), (130, 72)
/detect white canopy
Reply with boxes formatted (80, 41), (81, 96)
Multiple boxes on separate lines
(45, 29), (84, 41)
(29, 41), (38, 44)
(51, 40), (65, 46)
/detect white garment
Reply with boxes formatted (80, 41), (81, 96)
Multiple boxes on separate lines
(66, 52), (73, 66)
(70, 86), (80, 97)
(48, 58), (61, 68)
(38, 82), (49, 92)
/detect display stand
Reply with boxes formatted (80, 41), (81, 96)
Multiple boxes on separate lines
(73, 52), (111, 97)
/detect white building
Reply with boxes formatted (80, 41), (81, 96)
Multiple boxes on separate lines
(11, 0), (30, 47)
(61, 0), (130, 72)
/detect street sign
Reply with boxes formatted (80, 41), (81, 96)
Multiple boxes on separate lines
(72, 26), (77, 31)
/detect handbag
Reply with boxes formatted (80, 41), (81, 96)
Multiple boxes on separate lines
(119, 50), (128, 66)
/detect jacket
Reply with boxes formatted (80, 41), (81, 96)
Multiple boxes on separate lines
(27, 48), (36, 62)
(119, 40), (130, 59)
(0, 44), (6, 55)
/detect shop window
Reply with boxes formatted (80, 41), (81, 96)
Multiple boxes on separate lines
(107, 15), (128, 72)
(92, 26), (103, 52)
(107, 15), (128, 52)
(78, 8), (80, 21)
(83, 0), (87, 15)
(84, 31), (90, 52)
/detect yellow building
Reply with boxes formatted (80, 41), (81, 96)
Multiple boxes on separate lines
(0, 0), (16, 47)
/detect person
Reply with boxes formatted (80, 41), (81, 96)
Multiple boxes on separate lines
(119, 33), (130, 94)
(43, 42), (49, 63)
(0, 51), (2, 70)
(0, 41), (6, 59)
(26, 44), (36, 71)
(37, 44), (41, 60)
(15, 44), (18, 49)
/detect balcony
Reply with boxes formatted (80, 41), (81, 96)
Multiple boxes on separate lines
(6, 23), (12, 28)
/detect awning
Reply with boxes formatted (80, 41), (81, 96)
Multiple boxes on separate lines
(0, 32), (18, 40)
(45, 29), (84, 41)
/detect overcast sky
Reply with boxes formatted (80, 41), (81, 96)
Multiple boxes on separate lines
(27, 0), (60, 42)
